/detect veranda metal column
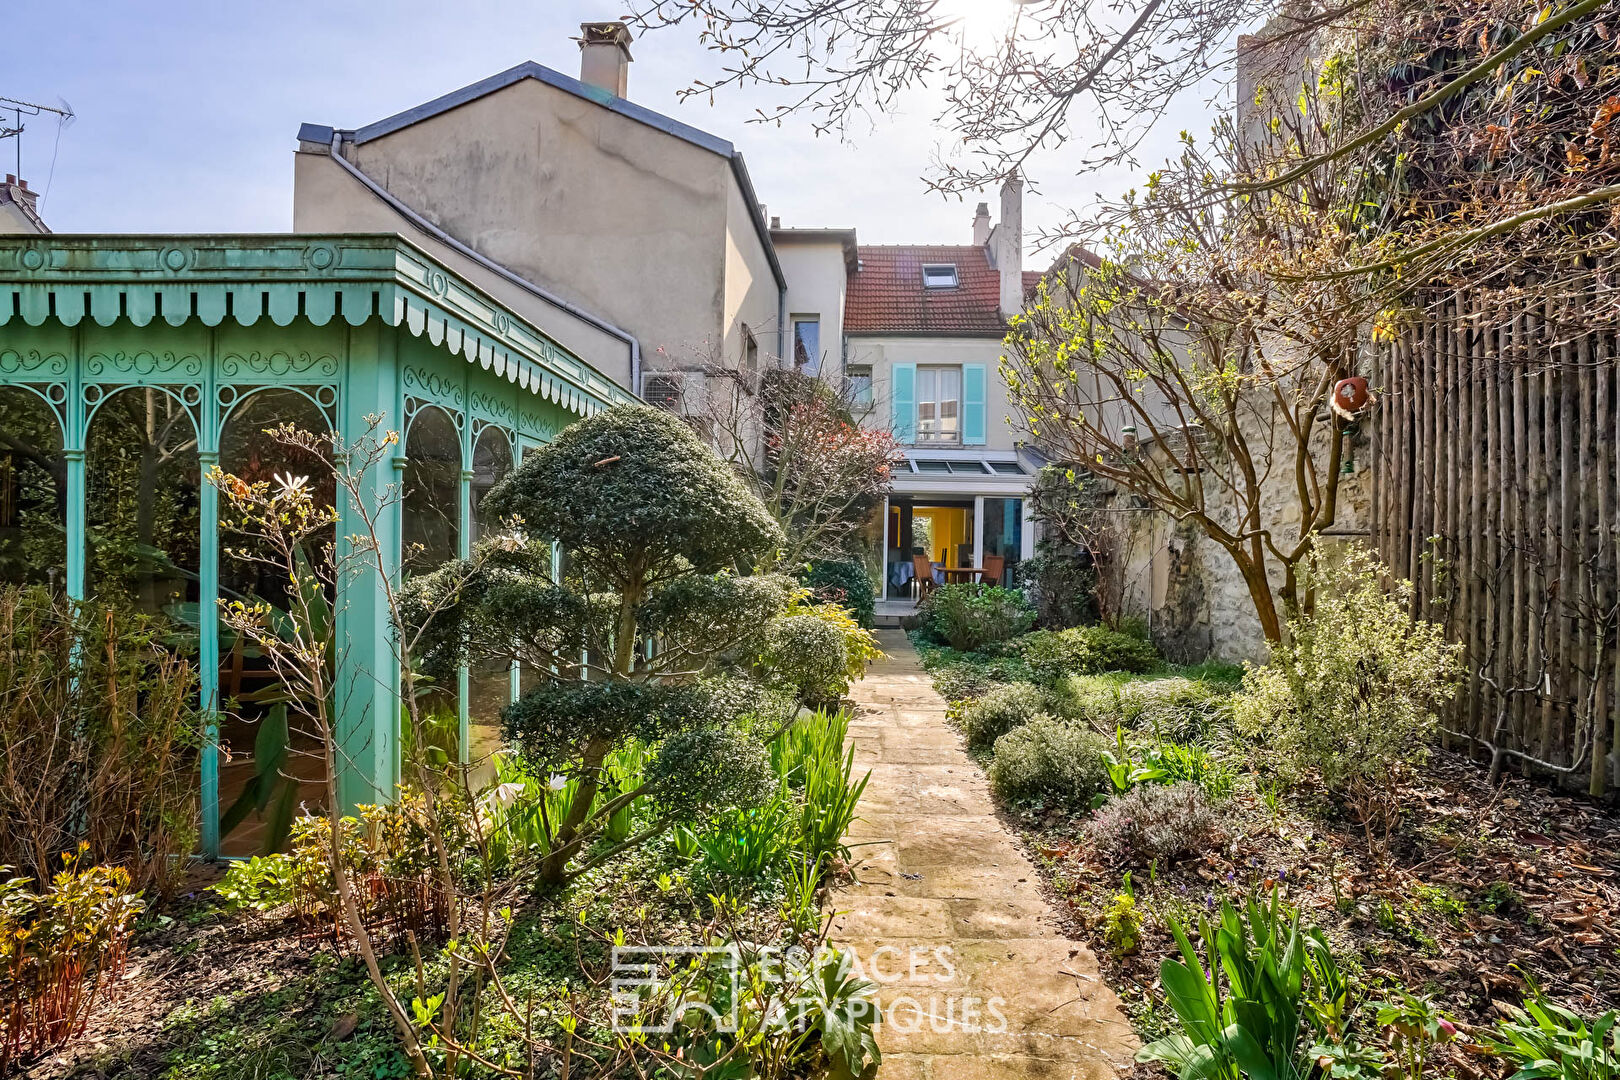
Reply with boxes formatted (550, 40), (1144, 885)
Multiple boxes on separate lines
(333, 322), (403, 814)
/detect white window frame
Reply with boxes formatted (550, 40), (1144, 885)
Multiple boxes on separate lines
(915, 364), (962, 444)
(921, 264), (959, 289)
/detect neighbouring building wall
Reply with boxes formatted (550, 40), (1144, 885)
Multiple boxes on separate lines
(851, 334), (1019, 451)
(773, 238), (849, 375)
(292, 150), (635, 388)
(1112, 406), (1374, 663)
(293, 75), (779, 379)
(721, 178), (784, 371)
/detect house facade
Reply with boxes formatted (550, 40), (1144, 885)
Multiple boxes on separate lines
(772, 180), (1043, 605)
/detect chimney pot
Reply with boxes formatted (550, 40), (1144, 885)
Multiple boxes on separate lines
(578, 21), (634, 98)
(770, 215), (781, 229)
(972, 201), (991, 246)
(4, 175), (13, 185)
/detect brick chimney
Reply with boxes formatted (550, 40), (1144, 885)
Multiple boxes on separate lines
(578, 21), (633, 97)
(996, 175), (1023, 319)
(972, 201), (991, 246)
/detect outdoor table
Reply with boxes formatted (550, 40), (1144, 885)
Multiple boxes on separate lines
(938, 566), (987, 584)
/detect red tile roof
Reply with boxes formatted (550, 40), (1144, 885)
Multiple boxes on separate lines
(845, 245), (1008, 335)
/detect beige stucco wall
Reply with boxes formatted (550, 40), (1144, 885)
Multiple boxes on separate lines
(293, 75), (781, 382)
(720, 181), (782, 371)
(293, 150), (634, 388)
(775, 240), (849, 374)
(848, 334), (1020, 451)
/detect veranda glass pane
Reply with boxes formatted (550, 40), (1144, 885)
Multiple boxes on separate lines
(0, 388), (66, 588)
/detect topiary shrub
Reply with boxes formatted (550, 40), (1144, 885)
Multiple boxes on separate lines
(1234, 550), (1461, 843)
(407, 405), (790, 883)
(958, 682), (1045, 749)
(762, 613), (851, 709)
(1084, 782), (1221, 867)
(988, 717), (1110, 807)
(1015, 626), (1161, 685)
(921, 584), (1037, 652)
(801, 557), (876, 628)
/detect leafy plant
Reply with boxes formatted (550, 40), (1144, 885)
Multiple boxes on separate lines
(1104, 891), (1143, 954)
(795, 738), (869, 869)
(799, 948), (882, 1080)
(771, 709), (850, 788)
(0, 852), (145, 1074)
(920, 584), (1036, 652)
(1371, 991), (1458, 1080)
(1137, 887), (1342, 1080)
(987, 717), (1110, 808)
(407, 405), (791, 884)
(1016, 625), (1161, 685)
(1485, 989), (1617, 1080)
(801, 557), (877, 628)
(958, 682), (1045, 749)
(762, 613), (850, 709)
(695, 792), (798, 879)
(1233, 550), (1461, 846)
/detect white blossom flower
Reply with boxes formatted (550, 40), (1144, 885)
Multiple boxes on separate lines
(547, 774), (568, 791)
(273, 472), (311, 499)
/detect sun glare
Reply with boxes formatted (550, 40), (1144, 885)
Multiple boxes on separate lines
(932, 0), (1021, 48)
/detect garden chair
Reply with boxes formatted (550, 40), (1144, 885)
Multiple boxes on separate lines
(912, 554), (937, 603)
(980, 554), (1006, 586)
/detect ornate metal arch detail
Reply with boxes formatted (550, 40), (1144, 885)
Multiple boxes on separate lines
(401, 364), (466, 415)
(83, 349), (205, 381)
(467, 388), (518, 433)
(0, 380), (70, 437)
(82, 382), (204, 436)
(404, 398), (464, 438)
(216, 384), (341, 440)
(217, 349), (340, 382)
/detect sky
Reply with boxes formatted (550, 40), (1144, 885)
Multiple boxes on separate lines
(1, 1), (1225, 261)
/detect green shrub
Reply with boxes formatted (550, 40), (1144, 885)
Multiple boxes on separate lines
(1044, 673), (1128, 723)
(1233, 550), (1461, 838)
(801, 558), (876, 628)
(988, 718), (1110, 807)
(915, 641), (1035, 700)
(958, 682), (1046, 749)
(1143, 740), (1234, 800)
(1016, 543), (1096, 629)
(763, 613), (851, 708)
(921, 584), (1036, 652)
(1016, 626), (1160, 685)
(1484, 990), (1618, 1080)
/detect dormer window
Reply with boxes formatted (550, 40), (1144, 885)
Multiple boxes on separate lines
(922, 264), (959, 289)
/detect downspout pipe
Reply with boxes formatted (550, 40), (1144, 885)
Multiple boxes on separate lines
(326, 133), (643, 397)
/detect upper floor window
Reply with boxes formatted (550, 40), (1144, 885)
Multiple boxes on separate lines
(922, 264), (959, 289)
(792, 316), (821, 374)
(916, 364), (961, 444)
(845, 364), (873, 407)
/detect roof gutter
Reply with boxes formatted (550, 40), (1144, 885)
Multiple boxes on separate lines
(322, 132), (643, 397)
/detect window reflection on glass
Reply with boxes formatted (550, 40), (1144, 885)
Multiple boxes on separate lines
(403, 405), (463, 745)
(85, 388), (200, 628)
(403, 406), (461, 576)
(916, 365), (962, 443)
(216, 389), (335, 856)
(0, 388), (66, 588)
(793, 317), (821, 374)
(468, 425), (514, 771)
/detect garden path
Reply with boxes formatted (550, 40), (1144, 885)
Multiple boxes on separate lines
(829, 632), (1138, 1080)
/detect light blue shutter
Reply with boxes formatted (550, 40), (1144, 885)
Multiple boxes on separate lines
(963, 364), (987, 445)
(891, 364), (916, 442)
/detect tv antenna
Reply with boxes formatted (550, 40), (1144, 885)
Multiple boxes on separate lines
(0, 95), (76, 192)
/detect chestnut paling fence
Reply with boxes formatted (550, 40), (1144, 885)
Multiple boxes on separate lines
(1368, 288), (1618, 796)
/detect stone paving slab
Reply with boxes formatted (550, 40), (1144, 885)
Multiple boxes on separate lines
(828, 633), (1137, 1079)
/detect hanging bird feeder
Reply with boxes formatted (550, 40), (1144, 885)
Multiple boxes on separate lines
(1330, 376), (1372, 420)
